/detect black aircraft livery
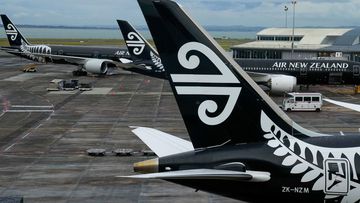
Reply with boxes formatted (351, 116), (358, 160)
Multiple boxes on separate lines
(0, 14), (133, 75)
(237, 59), (360, 85)
(122, 0), (360, 202)
(116, 20), (360, 94)
(117, 19), (166, 79)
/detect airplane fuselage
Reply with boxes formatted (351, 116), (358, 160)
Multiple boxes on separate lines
(158, 134), (360, 202)
(236, 59), (360, 85)
(10, 44), (130, 64)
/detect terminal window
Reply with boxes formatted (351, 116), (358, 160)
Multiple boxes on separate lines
(233, 50), (281, 59)
(257, 35), (302, 42)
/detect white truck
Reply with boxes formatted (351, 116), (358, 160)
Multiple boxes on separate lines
(282, 92), (322, 112)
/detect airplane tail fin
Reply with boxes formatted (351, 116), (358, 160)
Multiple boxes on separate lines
(137, 0), (325, 149)
(117, 20), (166, 78)
(0, 14), (30, 47)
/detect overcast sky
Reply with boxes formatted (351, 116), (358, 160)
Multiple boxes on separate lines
(1, 0), (360, 27)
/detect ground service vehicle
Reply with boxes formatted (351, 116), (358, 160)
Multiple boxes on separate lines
(283, 92), (322, 112)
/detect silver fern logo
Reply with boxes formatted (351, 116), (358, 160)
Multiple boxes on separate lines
(172, 42), (241, 126)
(20, 41), (51, 63)
(126, 32), (145, 55)
(261, 110), (360, 202)
(150, 51), (164, 72)
(5, 24), (18, 41)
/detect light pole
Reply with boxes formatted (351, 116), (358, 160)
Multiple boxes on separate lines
(284, 6), (288, 28)
(291, 1), (297, 58)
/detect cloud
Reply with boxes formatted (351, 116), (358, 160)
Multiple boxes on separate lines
(0, 0), (359, 27)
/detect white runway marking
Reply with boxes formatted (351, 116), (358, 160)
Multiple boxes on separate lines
(46, 114), (52, 121)
(11, 105), (53, 108)
(5, 110), (54, 113)
(3, 73), (40, 82)
(35, 124), (43, 129)
(4, 143), (15, 152)
(81, 88), (113, 95)
(22, 132), (31, 139)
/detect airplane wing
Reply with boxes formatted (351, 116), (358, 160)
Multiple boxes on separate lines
(0, 47), (22, 54)
(30, 53), (99, 65)
(131, 126), (194, 157)
(324, 98), (360, 112)
(30, 53), (135, 68)
(119, 169), (270, 182)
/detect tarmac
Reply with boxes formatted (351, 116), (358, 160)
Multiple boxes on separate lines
(1, 50), (360, 202)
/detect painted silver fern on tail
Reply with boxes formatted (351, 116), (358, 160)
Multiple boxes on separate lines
(19, 40), (51, 63)
(150, 51), (164, 72)
(261, 110), (360, 202)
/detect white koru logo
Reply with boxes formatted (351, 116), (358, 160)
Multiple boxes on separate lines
(150, 51), (164, 72)
(5, 24), (18, 41)
(126, 32), (145, 55)
(171, 42), (241, 126)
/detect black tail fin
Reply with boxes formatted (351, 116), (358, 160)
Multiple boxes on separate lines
(137, 0), (322, 149)
(117, 19), (166, 79)
(0, 14), (30, 47)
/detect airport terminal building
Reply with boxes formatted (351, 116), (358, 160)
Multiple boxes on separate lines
(232, 28), (360, 62)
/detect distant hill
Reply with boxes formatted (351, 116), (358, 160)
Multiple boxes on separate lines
(0, 24), (264, 32)
(2, 24), (359, 32)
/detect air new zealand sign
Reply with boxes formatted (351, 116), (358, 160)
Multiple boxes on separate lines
(272, 61), (349, 69)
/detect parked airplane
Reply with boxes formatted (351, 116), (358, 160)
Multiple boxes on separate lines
(117, 19), (295, 93)
(122, 0), (360, 202)
(0, 14), (131, 76)
(117, 20), (166, 79)
(237, 59), (360, 86)
(117, 20), (360, 94)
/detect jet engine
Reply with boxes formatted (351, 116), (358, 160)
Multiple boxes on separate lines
(83, 59), (112, 74)
(268, 75), (297, 94)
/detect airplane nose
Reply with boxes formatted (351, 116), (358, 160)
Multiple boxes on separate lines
(134, 158), (159, 173)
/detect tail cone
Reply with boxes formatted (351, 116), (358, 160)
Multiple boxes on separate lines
(134, 158), (159, 173)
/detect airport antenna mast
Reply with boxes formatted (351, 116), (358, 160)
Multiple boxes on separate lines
(284, 5), (288, 28)
(291, 1), (297, 58)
